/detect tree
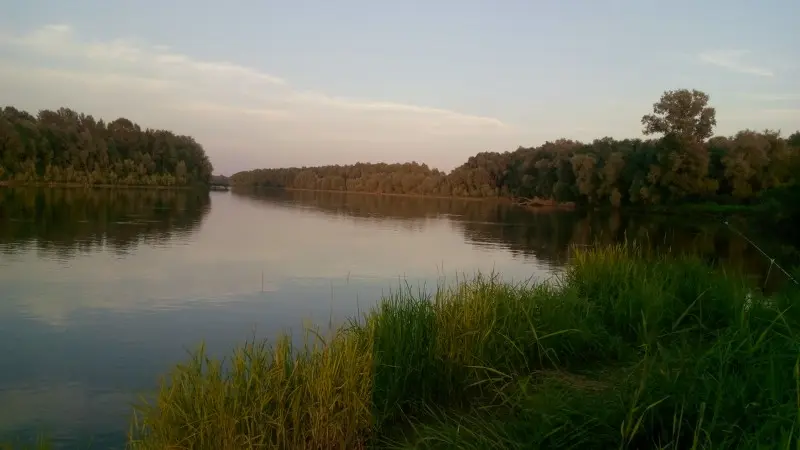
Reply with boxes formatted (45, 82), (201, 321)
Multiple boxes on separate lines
(223, 88), (797, 208)
(788, 131), (800, 148)
(175, 160), (187, 184)
(639, 90), (718, 200)
(0, 105), (214, 186)
(641, 89), (717, 142)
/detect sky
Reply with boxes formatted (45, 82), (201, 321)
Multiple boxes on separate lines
(0, 0), (798, 175)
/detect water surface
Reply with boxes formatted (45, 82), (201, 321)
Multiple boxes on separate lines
(0, 187), (784, 448)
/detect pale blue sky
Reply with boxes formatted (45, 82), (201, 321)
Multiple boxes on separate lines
(1, 0), (798, 175)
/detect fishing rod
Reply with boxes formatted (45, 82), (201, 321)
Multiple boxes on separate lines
(723, 219), (799, 286)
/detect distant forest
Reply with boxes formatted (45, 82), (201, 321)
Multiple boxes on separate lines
(232, 89), (800, 208)
(0, 106), (213, 186)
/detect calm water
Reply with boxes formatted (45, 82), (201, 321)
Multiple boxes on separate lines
(0, 187), (785, 448)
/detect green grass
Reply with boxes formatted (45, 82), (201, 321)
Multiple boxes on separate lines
(124, 243), (800, 449)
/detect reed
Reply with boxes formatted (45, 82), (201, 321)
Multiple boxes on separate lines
(127, 243), (800, 449)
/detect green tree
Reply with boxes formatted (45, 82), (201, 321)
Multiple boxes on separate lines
(788, 131), (800, 148)
(642, 89), (716, 142)
(230, 88), (799, 209)
(0, 105), (214, 187)
(640, 90), (718, 200)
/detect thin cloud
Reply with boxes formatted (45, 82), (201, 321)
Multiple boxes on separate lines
(0, 24), (516, 173)
(167, 101), (295, 120)
(760, 108), (800, 117)
(742, 93), (800, 102)
(0, 24), (507, 128)
(2, 24), (287, 85)
(698, 50), (774, 77)
(289, 91), (508, 128)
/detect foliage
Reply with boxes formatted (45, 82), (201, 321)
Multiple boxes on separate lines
(211, 174), (230, 186)
(641, 89), (717, 142)
(128, 244), (800, 449)
(232, 89), (800, 209)
(0, 106), (213, 186)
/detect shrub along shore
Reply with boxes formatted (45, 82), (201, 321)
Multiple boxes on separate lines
(115, 245), (799, 449)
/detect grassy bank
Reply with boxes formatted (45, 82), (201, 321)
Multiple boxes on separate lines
(125, 245), (800, 449)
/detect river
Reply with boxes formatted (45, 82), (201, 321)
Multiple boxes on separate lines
(0, 187), (789, 448)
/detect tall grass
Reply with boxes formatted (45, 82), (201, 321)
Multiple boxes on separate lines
(128, 244), (800, 449)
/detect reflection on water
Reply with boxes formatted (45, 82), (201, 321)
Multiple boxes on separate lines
(0, 187), (211, 260)
(235, 188), (781, 282)
(0, 187), (791, 449)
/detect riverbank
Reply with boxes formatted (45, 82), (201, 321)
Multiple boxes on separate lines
(234, 185), (798, 217)
(235, 185), (518, 204)
(0, 181), (204, 190)
(125, 244), (800, 449)
(0, 181), (786, 217)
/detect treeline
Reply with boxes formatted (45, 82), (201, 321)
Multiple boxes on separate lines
(211, 174), (230, 186)
(232, 89), (800, 207)
(0, 106), (213, 186)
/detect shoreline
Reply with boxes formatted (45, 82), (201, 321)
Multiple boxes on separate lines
(0, 181), (200, 190)
(234, 185), (774, 215)
(235, 185), (580, 210)
(4, 245), (799, 448)
(125, 245), (799, 448)
(0, 181), (775, 215)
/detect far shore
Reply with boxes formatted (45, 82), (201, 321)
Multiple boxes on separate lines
(0, 181), (773, 216)
(0, 181), (198, 190)
(234, 185), (777, 216)
(235, 185), (580, 210)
